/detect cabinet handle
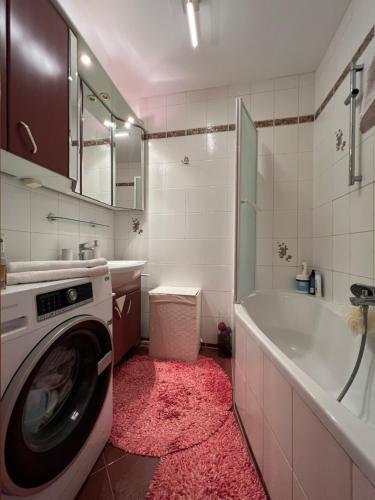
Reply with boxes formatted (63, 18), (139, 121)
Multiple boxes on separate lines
(19, 121), (38, 154)
(126, 298), (132, 315)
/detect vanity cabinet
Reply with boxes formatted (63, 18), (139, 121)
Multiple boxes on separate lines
(4, 0), (69, 177)
(113, 282), (141, 365)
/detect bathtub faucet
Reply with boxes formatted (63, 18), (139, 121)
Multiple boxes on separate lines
(349, 283), (375, 306)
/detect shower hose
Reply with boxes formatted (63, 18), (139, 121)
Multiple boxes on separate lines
(337, 305), (368, 402)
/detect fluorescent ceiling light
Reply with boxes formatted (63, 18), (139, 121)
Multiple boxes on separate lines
(186, 0), (198, 49)
(116, 132), (129, 138)
(80, 53), (91, 66)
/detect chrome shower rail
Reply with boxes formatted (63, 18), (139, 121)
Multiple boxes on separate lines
(345, 62), (364, 186)
(46, 213), (110, 228)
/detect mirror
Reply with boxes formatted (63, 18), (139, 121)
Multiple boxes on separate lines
(81, 81), (113, 205)
(114, 122), (144, 210)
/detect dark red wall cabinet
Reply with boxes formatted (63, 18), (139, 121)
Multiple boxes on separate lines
(4, 0), (69, 176)
(113, 288), (141, 365)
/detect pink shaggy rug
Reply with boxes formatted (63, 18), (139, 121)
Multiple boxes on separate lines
(110, 356), (232, 456)
(147, 413), (266, 500)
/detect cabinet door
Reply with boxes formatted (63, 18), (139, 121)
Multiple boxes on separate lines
(7, 0), (69, 176)
(113, 289), (141, 365)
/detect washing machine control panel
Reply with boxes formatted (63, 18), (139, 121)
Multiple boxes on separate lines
(36, 283), (93, 321)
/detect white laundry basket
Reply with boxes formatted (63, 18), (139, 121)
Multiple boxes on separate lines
(149, 286), (201, 361)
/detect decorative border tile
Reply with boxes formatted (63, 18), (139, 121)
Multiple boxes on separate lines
(143, 25), (374, 139)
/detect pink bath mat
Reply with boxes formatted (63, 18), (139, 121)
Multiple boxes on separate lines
(110, 356), (232, 456)
(147, 413), (266, 500)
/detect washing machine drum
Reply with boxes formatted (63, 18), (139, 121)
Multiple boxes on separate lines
(1, 315), (112, 495)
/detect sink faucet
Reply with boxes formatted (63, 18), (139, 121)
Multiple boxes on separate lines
(350, 283), (375, 306)
(79, 242), (94, 260)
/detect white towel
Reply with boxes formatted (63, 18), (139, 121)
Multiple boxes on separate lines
(7, 264), (109, 285)
(8, 258), (107, 274)
(360, 54), (375, 133)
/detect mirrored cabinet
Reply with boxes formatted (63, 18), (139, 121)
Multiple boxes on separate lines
(0, 0), (145, 211)
(114, 122), (144, 210)
(81, 82), (113, 206)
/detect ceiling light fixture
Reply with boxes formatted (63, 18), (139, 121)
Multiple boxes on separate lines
(127, 116), (135, 124)
(124, 122), (131, 129)
(115, 131), (129, 138)
(104, 119), (116, 128)
(80, 53), (92, 66)
(186, 0), (198, 49)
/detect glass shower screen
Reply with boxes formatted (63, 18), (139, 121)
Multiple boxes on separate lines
(235, 97), (258, 302)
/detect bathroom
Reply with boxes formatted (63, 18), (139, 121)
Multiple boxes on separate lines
(0, 0), (374, 498)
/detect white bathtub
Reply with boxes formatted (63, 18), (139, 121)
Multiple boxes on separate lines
(234, 290), (375, 500)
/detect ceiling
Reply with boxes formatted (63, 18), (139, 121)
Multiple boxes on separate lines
(57, 0), (350, 102)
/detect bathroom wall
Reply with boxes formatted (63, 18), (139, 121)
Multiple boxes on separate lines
(312, 2), (375, 304)
(115, 75), (314, 341)
(1, 172), (115, 262)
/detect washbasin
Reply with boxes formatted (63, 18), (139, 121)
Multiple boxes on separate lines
(107, 260), (146, 292)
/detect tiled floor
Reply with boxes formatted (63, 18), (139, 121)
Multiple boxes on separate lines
(76, 345), (232, 500)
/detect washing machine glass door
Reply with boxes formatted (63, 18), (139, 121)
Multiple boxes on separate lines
(1, 315), (112, 495)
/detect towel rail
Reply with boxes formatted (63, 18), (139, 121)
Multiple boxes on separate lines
(46, 212), (110, 228)
(345, 62), (364, 186)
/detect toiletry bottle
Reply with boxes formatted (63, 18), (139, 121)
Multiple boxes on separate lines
(295, 261), (310, 293)
(0, 237), (7, 289)
(315, 271), (322, 297)
(93, 240), (101, 259)
(309, 270), (316, 295)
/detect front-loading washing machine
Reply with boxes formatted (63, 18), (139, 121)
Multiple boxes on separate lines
(1, 273), (113, 499)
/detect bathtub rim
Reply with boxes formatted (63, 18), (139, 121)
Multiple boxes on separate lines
(234, 290), (375, 487)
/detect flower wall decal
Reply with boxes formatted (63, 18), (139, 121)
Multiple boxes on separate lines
(132, 217), (143, 235)
(335, 129), (346, 151)
(277, 241), (292, 262)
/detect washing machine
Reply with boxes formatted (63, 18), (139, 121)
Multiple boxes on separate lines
(1, 273), (113, 499)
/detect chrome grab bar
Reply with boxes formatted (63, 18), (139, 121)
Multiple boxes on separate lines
(19, 121), (38, 154)
(345, 62), (364, 186)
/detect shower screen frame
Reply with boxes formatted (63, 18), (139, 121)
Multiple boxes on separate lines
(234, 97), (258, 304)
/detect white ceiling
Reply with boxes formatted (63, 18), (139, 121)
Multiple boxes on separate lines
(58, 0), (350, 102)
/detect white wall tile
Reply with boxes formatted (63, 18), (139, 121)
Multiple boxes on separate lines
(274, 125), (298, 154)
(333, 195), (350, 235)
(333, 234), (349, 273)
(274, 88), (298, 118)
(263, 419), (293, 500)
(251, 91), (274, 121)
(293, 392), (351, 500)
(3, 230), (30, 261)
(263, 356), (293, 464)
(350, 183), (373, 233)
(352, 464), (375, 500)
(350, 231), (374, 278)
(274, 154), (298, 182)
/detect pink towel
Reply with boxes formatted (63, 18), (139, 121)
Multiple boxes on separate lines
(360, 54), (375, 133)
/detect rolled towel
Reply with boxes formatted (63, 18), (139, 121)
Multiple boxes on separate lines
(7, 264), (109, 285)
(344, 305), (375, 336)
(344, 306), (364, 335)
(8, 258), (107, 274)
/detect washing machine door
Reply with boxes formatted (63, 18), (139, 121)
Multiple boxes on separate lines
(1, 315), (112, 496)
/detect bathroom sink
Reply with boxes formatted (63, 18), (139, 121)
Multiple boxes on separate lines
(107, 260), (146, 293)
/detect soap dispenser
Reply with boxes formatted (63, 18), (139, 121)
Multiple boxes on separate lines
(295, 261), (309, 293)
